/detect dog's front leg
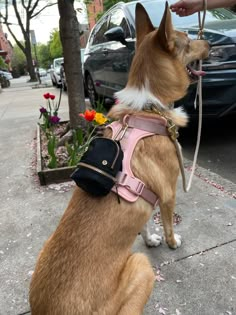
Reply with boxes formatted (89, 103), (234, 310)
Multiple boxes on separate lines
(141, 222), (162, 247)
(160, 198), (182, 249)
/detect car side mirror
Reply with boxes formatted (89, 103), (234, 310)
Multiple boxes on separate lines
(104, 26), (127, 45)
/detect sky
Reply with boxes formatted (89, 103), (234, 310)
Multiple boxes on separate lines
(1, 1), (88, 45)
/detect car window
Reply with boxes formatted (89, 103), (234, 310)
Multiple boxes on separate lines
(108, 9), (131, 38)
(127, 0), (236, 28)
(92, 16), (109, 45)
(55, 59), (64, 67)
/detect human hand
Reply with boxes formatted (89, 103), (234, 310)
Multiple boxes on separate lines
(170, 0), (204, 16)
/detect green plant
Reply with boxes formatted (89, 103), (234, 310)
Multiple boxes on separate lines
(47, 135), (57, 169)
(66, 129), (84, 166)
(39, 92), (62, 169)
(65, 110), (108, 166)
(94, 99), (107, 114)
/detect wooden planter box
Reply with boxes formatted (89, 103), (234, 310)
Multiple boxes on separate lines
(37, 124), (76, 185)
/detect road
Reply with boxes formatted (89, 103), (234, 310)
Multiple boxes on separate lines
(4, 76), (236, 185)
(180, 115), (236, 184)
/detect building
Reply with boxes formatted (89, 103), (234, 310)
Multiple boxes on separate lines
(79, 23), (90, 48)
(86, 0), (104, 30)
(0, 23), (13, 70)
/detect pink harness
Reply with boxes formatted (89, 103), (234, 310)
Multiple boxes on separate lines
(108, 115), (168, 208)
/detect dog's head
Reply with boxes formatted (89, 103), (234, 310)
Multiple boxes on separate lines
(122, 2), (209, 108)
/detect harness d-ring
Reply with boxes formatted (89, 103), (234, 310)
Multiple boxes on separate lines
(113, 115), (130, 141)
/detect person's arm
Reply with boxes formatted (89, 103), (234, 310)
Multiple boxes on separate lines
(170, 0), (236, 16)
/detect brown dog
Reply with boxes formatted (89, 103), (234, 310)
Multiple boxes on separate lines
(30, 3), (209, 314)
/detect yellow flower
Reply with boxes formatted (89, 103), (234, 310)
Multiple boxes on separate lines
(94, 113), (108, 125)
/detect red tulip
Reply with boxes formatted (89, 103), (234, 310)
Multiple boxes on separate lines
(79, 110), (96, 121)
(43, 93), (50, 99)
(49, 94), (55, 100)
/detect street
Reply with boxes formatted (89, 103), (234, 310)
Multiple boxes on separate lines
(180, 115), (236, 184)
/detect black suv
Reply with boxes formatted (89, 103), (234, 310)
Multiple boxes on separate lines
(83, 0), (236, 117)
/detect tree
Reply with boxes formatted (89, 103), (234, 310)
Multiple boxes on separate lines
(0, 0), (57, 81)
(11, 43), (27, 75)
(49, 29), (63, 60)
(103, 0), (131, 11)
(37, 43), (51, 69)
(58, 0), (85, 130)
(0, 56), (7, 69)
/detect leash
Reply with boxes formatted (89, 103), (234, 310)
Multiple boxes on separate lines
(177, 0), (207, 192)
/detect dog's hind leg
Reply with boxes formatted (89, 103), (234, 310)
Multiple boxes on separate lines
(117, 253), (155, 315)
(159, 195), (181, 249)
(140, 222), (162, 247)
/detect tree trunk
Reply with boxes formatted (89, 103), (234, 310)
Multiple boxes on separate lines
(58, 0), (86, 129)
(24, 37), (37, 81)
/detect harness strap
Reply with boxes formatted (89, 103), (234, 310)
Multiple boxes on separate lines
(109, 115), (168, 208)
(124, 115), (168, 135)
(116, 172), (159, 208)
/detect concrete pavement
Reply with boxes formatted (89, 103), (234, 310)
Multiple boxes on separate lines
(0, 78), (235, 315)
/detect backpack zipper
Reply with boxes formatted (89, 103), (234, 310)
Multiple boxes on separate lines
(78, 162), (117, 182)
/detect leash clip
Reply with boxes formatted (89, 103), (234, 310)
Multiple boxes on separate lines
(167, 121), (179, 141)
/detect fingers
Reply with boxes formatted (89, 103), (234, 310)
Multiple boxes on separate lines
(170, 7), (188, 16)
(170, 1), (188, 16)
(170, 0), (186, 11)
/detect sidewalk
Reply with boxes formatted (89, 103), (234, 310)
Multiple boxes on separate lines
(0, 79), (235, 315)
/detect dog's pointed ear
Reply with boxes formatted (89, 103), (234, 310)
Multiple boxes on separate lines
(135, 3), (155, 48)
(156, 2), (175, 52)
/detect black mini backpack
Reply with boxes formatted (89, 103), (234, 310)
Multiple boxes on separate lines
(71, 137), (123, 196)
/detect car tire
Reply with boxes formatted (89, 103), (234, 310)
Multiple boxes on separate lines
(86, 74), (99, 108)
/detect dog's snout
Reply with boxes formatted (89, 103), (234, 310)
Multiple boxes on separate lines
(203, 40), (210, 58)
(198, 39), (210, 59)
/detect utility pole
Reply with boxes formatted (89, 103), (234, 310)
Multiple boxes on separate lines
(30, 29), (41, 84)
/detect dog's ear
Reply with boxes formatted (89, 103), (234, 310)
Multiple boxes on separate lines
(135, 3), (155, 48)
(156, 2), (175, 52)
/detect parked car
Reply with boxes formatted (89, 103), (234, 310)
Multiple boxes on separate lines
(0, 70), (13, 80)
(83, 0), (236, 117)
(61, 48), (86, 92)
(38, 68), (47, 77)
(0, 72), (10, 88)
(50, 57), (64, 87)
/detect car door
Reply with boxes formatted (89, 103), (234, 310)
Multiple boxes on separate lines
(103, 8), (135, 98)
(85, 15), (110, 96)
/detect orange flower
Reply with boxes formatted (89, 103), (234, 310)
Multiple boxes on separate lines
(79, 110), (96, 121)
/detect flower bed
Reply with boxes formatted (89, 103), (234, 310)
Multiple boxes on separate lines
(37, 92), (108, 185)
(37, 122), (77, 185)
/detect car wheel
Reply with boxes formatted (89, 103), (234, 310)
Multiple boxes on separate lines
(86, 74), (98, 108)
(56, 81), (62, 88)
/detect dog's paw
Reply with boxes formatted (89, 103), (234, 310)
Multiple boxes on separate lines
(165, 233), (182, 249)
(174, 233), (182, 248)
(145, 234), (162, 247)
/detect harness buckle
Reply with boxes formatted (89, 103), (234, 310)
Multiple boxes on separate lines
(119, 173), (145, 196)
